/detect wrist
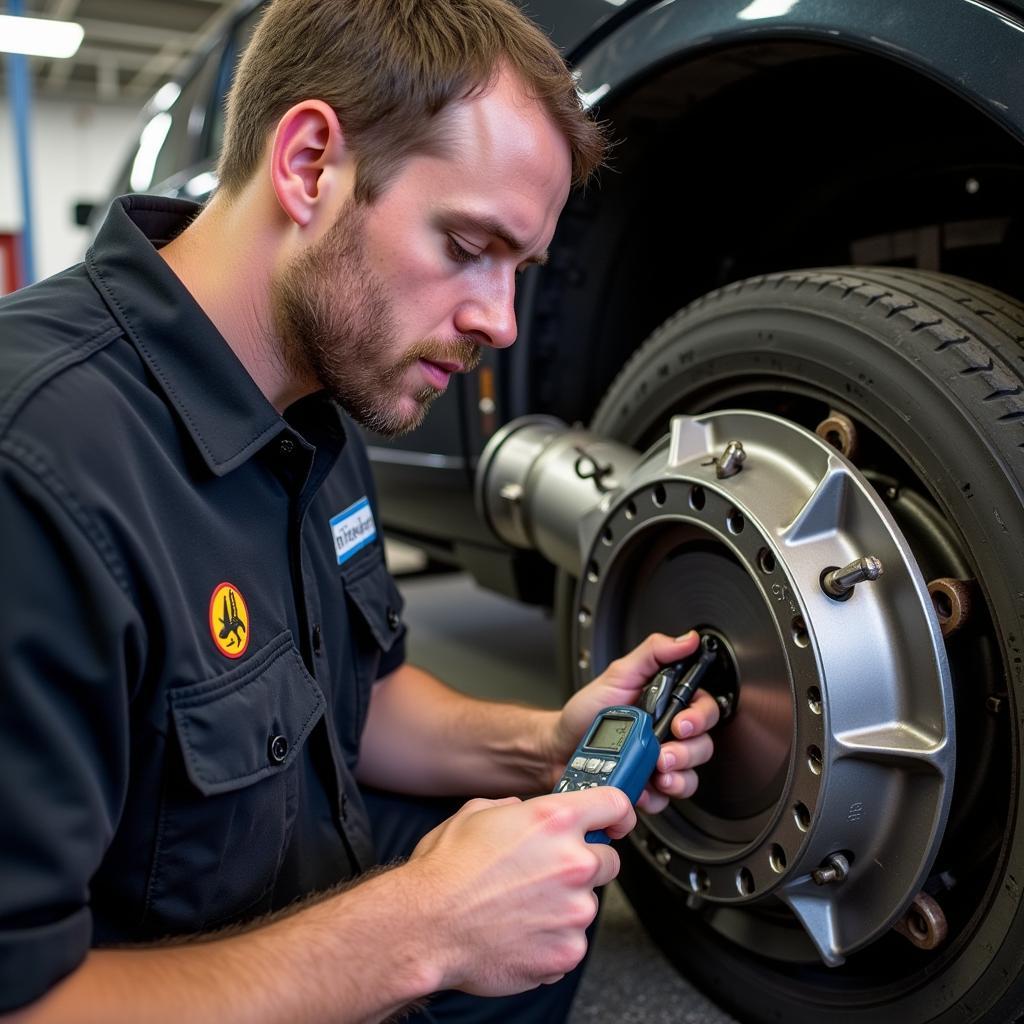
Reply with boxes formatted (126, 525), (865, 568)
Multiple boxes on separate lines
(534, 708), (569, 792)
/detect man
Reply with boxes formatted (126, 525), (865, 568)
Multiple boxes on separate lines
(0, 1), (718, 1020)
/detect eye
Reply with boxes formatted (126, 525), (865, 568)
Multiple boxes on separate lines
(446, 234), (482, 265)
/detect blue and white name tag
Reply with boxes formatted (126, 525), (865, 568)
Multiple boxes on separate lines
(330, 498), (377, 565)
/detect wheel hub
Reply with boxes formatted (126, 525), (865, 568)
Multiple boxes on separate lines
(477, 409), (956, 965)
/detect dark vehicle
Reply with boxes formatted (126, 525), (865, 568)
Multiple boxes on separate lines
(103, 1), (1024, 1021)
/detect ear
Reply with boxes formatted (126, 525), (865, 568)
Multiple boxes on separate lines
(269, 100), (352, 228)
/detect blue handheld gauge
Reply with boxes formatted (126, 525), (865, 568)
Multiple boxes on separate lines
(553, 635), (719, 843)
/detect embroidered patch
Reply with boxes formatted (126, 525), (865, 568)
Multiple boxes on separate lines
(330, 497), (377, 565)
(209, 582), (250, 658)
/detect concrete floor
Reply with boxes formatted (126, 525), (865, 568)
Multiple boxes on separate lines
(395, 568), (740, 1024)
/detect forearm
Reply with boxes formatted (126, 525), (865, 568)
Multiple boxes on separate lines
(355, 664), (561, 797)
(10, 866), (438, 1024)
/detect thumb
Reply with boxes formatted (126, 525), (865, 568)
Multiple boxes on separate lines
(601, 630), (701, 698)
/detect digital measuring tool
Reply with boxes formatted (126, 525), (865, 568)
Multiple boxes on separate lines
(553, 634), (719, 843)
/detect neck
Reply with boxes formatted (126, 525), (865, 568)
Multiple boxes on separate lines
(159, 191), (315, 413)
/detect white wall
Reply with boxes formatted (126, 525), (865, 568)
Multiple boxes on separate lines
(0, 97), (141, 283)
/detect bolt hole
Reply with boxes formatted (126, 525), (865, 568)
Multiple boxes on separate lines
(807, 686), (822, 715)
(586, 561), (600, 584)
(689, 867), (711, 893)
(577, 608), (591, 627)
(690, 486), (706, 511)
(625, 501), (637, 520)
(726, 508), (745, 534)
(769, 845), (787, 873)
(653, 484), (667, 507)
(793, 802), (811, 832)
(825, 430), (843, 450)
(807, 745), (823, 775)
(578, 650), (590, 670)
(931, 589), (953, 622)
(601, 527), (614, 546)
(909, 910), (929, 941)
(737, 868), (755, 896)
(792, 616), (809, 648)
(758, 548), (776, 573)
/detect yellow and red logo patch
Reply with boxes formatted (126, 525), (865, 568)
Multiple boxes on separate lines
(209, 582), (250, 658)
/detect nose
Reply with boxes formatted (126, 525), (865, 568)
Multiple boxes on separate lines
(454, 274), (518, 350)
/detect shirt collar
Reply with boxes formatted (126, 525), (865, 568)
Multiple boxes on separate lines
(85, 194), (337, 477)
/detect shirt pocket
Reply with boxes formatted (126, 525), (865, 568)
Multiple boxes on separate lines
(337, 555), (405, 759)
(143, 632), (325, 933)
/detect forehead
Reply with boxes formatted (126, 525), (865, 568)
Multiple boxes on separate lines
(374, 69), (573, 244)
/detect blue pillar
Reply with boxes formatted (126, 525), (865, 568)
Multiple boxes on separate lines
(6, 0), (37, 285)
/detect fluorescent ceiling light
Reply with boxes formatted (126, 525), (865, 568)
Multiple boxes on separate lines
(737, 0), (800, 20)
(0, 15), (83, 59)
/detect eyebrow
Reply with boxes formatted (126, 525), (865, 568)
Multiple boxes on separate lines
(439, 209), (550, 267)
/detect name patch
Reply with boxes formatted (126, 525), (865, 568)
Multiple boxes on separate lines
(330, 498), (377, 565)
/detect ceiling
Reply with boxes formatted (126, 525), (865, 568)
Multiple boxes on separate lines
(13, 0), (238, 105)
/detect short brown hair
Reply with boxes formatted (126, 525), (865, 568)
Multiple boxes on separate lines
(216, 0), (605, 202)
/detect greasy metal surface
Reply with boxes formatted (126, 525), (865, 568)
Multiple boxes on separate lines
(478, 410), (955, 967)
(571, 0), (1024, 145)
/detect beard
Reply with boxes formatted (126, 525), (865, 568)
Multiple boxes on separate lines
(271, 200), (481, 437)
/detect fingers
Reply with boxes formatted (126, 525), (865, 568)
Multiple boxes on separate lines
(656, 733), (714, 774)
(537, 785), (636, 837)
(668, 688), (720, 741)
(603, 630), (702, 690)
(588, 843), (622, 887)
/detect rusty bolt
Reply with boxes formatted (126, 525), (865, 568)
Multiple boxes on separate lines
(812, 852), (850, 886)
(927, 577), (973, 637)
(894, 892), (948, 950)
(815, 411), (859, 461)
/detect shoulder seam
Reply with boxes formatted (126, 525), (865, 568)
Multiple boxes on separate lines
(0, 438), (134, 599)
(0, 323), (125, 441)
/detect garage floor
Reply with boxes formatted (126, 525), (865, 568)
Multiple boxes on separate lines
(395, 567), (740, 1024)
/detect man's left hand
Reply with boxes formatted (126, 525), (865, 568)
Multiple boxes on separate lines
(547, 631), (720, 813)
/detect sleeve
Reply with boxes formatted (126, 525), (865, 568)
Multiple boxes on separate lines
(0, 445), (144, 1011)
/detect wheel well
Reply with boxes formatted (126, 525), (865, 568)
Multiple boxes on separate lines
(525, 40), (1024, 424)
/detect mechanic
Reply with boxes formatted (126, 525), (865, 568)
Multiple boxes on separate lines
(0, 1), (719, 1021)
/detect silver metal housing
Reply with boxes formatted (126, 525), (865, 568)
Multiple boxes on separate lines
(476, 410), (955, 966)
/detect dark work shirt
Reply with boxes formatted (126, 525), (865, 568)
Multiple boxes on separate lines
(0, 196), (407, 1011)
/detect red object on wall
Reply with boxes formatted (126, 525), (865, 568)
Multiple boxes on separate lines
(0, 234), (23, 295)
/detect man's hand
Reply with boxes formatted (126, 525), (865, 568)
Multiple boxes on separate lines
(405, 787), (634, 996)
(546, 631), (720, 813)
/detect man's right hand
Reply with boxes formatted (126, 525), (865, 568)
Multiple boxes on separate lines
(401, 786), (635, 996)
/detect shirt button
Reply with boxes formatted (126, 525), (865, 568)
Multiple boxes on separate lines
(312, 623), (322, 653)
(278, 437), (295, 456)
(268, 734), (289, 764)
(386, 607), (400, 631)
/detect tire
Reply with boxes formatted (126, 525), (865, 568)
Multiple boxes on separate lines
(573, 267), (1024, 1023)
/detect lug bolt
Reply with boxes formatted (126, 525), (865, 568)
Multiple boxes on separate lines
(821, 557), (883, 599)
(715, 440), (747, 479)
(812, 852), (850, 886)
(655, 848), (672, 867)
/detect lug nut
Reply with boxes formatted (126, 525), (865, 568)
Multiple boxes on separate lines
(822, 557), (883, 599)
(715, 440), (747, 479)
(812, 852), (850, 886)
(927, 577), (973, 637)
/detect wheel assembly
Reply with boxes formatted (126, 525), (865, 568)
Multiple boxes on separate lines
(477, 268), (1024, 1022)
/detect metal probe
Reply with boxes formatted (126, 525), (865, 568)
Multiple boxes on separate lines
(641, 634), (720, 741)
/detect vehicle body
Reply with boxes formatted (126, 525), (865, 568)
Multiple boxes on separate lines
(102, 1), (1024, 1020)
